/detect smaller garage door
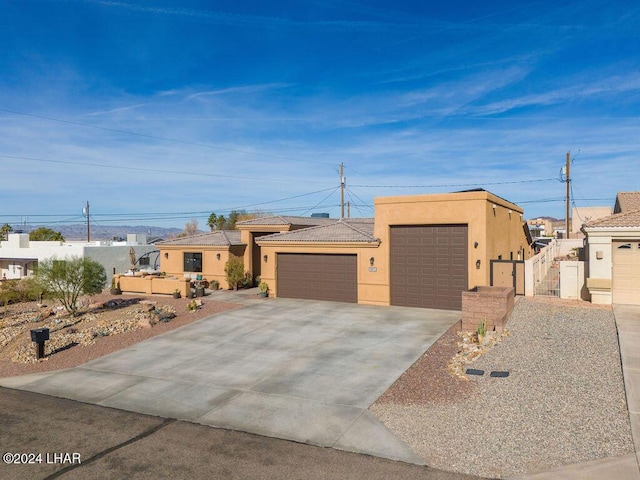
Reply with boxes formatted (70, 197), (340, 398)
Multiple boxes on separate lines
(613, 240), (640, 305)
(277, 254), (357, 303)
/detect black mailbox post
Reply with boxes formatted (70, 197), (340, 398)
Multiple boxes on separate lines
(30, 328), (49, 359)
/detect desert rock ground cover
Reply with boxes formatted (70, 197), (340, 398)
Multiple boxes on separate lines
(371, 297), (633, 478)
(0, 292), (241, 378)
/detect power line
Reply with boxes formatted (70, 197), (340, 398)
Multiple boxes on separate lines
(299, 187), (341, 217)
(0, 108), (338, 167)
(3, 203), (347, 226)
(345, 190), (365, 217)
(515, 197), (565, 204)
(0, 187), (341, 220)
(0, 154), (328, 184)
(350, 178), (557, 188)
(345, 186), (374, 211)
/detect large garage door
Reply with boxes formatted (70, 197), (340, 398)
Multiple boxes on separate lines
(390, 225), (468, 310)
(277, 254), (357, 303)
(613, 240), (640, 305)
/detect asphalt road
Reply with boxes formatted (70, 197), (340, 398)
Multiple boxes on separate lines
(0, 388), (481, 480)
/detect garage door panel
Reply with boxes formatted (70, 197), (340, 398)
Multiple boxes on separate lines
(613, 241), (640, 305)
(612, 241), (640, 305)
(391, 225), (468, 310)
(277, 254), (357, 303)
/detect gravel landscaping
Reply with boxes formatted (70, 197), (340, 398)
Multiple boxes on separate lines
(0, 292), (242, 378)
(370, 297), (634, 479)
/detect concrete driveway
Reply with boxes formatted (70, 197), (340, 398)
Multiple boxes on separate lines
(1, 297), (459, 464)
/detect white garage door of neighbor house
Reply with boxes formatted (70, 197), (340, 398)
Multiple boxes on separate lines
(613, 240), (640, 305)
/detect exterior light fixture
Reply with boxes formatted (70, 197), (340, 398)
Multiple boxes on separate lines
(164, 253), (169, 259)
(474, 242), (479, 248)
(216, 253), (221, 260)
(263, 254), (268, 263)
(476, 259), (481, 269)
(492, 204), (497, 210)
(369, 257), (375, 266)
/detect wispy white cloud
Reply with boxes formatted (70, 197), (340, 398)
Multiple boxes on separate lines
(186, 83), (293, 100)
(77, 0), (403, 31)
(85, 102), (148, 117)
(468, 72), (640, 116)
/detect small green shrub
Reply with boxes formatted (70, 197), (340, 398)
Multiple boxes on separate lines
(1, 277), (44, 305)
(93, 328), (110, 338)
(224, 256), (247, 290)
(476, 318), (487, 337)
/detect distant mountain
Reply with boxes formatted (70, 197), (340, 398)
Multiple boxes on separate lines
(11, 224), (183, 242)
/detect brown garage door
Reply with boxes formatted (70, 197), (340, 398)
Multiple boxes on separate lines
(277, 253), (357, 303)
(390, 225), (468, 310)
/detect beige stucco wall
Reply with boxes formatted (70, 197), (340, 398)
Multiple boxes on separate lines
(238, 225), (295, 280)
(258, 191), (530, 307)
(374, 191), (530, 304)
(256, 242), (382, 304)
(115, 275), (191, 297)
(584, 227), (640, 304)
(157, 245), (246, 289)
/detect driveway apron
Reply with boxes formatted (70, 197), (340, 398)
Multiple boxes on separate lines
(0, 298), (460, 464)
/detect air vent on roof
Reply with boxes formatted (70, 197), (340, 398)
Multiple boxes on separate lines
(310, 213), (330, 218)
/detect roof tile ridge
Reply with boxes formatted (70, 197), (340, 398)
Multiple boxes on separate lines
(587, 208), (640, 226)
(220, 229), (232, 245)
(338, 219), (378, 240)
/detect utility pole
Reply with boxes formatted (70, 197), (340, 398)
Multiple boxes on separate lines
(84, 201), (90, 242)
(340, 163), (345, 219)
(565, 152), (570, 239)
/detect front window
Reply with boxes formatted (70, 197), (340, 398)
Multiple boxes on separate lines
(184, 252), (202, 272)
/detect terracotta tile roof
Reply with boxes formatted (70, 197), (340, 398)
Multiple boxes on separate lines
(236, 215), (335, 227)
(614, 192), (640, 213)
(156, 230), (243, 246)
(585, 209), (640, 229)
(256, 219), (378, 243)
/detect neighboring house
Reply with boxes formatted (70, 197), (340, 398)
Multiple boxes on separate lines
(0, 233), (157, 284)
(571, 206), (612, 237)
(583, 192), (640, 305)
(155, 190), (532, 310)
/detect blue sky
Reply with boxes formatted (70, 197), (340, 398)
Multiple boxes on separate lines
(1, 0), (639, 230)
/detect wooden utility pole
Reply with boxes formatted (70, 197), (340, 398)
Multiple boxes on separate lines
(85, 201), (90, 242)
(340, 163), (345, 219)
(565, 152), (571, 239)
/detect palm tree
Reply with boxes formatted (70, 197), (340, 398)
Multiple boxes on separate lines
(207, 213), (218, 232)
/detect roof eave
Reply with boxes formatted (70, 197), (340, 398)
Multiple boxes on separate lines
(257, 240), (380, 247)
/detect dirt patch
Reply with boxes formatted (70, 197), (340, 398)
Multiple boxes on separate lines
(0, 292), (242, 378)
(375, 321), (476, 406)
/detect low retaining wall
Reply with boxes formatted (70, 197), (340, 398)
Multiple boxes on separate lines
(114, 275), (191, 297)
(462, 286), (515, 332)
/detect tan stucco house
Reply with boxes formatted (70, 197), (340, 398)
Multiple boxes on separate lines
(255, 190), (531, 310)
(156, 230), (246, 289)
(583, 192), (640, 305)
(153, 190), (532, 310)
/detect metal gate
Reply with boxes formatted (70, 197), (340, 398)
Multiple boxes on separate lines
(490, 260), (525, 295)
